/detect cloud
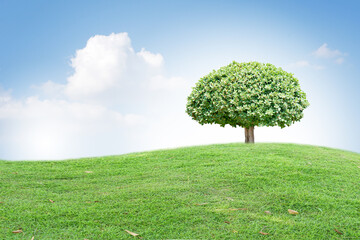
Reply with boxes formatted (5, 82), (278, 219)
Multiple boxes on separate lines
(62, 32), (187, 107)
(0, 33), (189, 160)
(288, 43), (347, 70)
(313, 43), (342, 58)
(32, 80), (65, 99)
(65, 33), (133, 98)
(313, 43), (346, 64)
(0, 92), (146, 160)
(0, 87), (12, 103)
(64, 33), (174, 100)
(137, 48), (164, 67)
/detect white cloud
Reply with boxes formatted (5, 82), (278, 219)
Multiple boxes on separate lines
(0, 87), (11, 104)
(0, 93), (145, 160)
(65, 33), (133, 98)
(313, 43), (342, 58)
(288, 43), (347, 70)
(137, 48), (164, 67)
(63, 32), (186, 105)
(32, 80), (65, 99)
(0, 32), (188, 160)
(313, 43), (347, 64)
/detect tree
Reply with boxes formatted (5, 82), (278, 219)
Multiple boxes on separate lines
(186, 61), (309, 143)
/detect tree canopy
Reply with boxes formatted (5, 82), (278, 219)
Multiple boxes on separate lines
(186, 61), (309, 129)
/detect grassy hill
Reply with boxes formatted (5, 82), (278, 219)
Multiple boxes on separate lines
(1, 143), (359, 239)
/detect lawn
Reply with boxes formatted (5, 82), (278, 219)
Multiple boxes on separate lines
(1, 143), (359, 239)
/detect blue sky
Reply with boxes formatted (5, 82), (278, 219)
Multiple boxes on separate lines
(0, 0), (359, 160)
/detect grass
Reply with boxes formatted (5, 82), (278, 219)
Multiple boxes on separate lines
(0, 143), (359, 239)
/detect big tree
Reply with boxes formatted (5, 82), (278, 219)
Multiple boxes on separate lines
(186, 61), (309, 143)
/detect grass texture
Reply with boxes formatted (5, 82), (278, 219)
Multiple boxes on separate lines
(1, 143), (359, 239)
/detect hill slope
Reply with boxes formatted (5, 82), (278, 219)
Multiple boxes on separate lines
(0, 143), (359, 239)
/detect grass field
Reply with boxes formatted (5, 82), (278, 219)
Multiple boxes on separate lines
(1, 143), (359, 239)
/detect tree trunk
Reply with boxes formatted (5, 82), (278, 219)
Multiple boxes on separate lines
(244, 126), (255, 143)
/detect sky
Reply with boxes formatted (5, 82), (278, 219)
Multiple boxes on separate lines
(0, 0), (359, 160)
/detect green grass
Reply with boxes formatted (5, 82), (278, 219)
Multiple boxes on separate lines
(0, 143), (359, 239)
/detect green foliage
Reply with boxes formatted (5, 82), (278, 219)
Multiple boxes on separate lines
(186, 61), (309, 128)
